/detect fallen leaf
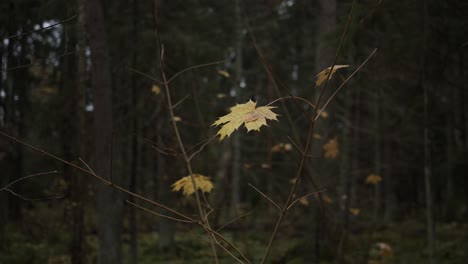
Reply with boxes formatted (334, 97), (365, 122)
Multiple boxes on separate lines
(171, 174), (214, 196)
(212, 100), (278, 141)
(323, 137), (339, 159)
(315, 65), (349, 87)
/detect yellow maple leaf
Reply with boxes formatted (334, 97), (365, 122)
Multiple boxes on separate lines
(212, 100), (278, 141)
(323, 137), (339, 159)
(365, 174), (382, 185)
(171, 174), (214, 196)
(151, 84), (161, 95)
(315, 65), (349, 87)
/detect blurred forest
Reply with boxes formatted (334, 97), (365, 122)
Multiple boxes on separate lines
(1, 0), (468, 263)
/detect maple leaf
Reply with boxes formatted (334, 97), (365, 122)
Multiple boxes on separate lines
(323, 137), (339, 159)
(171, 174), (214, 196)
(212, 100), (278, 141)
(365, 174), (382, 185)
(315, 65), (349, 87)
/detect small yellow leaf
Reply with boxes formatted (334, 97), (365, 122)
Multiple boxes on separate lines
(152, 84), (161, 95)
(212, 100), (278, 141)
(173, 116), (182, 122)
(313, 134), (322, 139)
(323, 137), (339, 159)
(216, 93), (227, 99)
(315, 193), (333, 204)
(271, 143), (293, 153)
(299, 196), (309, 206)
(217, 70), (230, 78)
(319, 111), (329, 119)
(171, 174), (214, 196)
(365, 174), (382, 185)
(349, 208), (360, 216)
(315, 65), (349, 87)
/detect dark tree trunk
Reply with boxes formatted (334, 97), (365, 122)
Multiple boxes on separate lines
(84, 0), (123, 263)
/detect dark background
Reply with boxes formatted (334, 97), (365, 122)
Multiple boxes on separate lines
(1, 0), (467, 263)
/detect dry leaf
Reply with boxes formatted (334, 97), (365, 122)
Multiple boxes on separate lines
(315, 65), (349, 87)
(323, 137), (339, 159)
(349, 208), (361, 216)
(365, 174), (382, 185)
(315, 194), (334, 204)
(299, 196), (309, 206)
(152, 84), (161, 95)
(320, 111), (329, 119)
(217, 70), (230, 78)
(216, 93), (227, 99)
(173, 116), (182, 122)
(313, 133), (322, 139)
(171, 174), (214, 196)
(212, 100), (278, 141)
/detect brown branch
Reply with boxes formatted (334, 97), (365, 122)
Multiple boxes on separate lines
(0, 170), (58, 191)
(3, 15), (77, 40)
(248, 183), (281, 211)
(126, 200), (193, 223)
(166, 60), (225, 84)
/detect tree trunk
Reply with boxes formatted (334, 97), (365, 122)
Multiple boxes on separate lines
(84, 0), (123, 263)
(421, 0), (435, 262)
(230, 0), (243, 218)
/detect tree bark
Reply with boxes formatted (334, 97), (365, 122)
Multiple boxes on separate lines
(230, 0), (243, 218)
(84, 0), (123, 263)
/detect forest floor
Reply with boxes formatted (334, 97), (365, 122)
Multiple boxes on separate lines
(1, 209), (467, 263)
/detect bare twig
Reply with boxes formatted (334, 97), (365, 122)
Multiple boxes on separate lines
(0, 170), (58, 191)
(3, 15), (77, 40)
(315, 48), (378, 121)
(266, 95), (316, 109)
(216, 211), (253, 232)
(126, 200), (193, 223)
(248, 183), (281, 211)
(260, 1), (358, 262)
(166, 60), (225, 84)
(287, 189), (327, 211)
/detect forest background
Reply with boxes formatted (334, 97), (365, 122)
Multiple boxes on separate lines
(1, 0), (468, 263)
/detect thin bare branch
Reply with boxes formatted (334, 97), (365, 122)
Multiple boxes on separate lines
(266, 96), (316, 109)
(287, 136), (304, 156)
(216, 211), (253, 232)
(172, 94), (190, 109)
(0, 130), (197, 223)
(0, 170), (58, 191)
(248, 183), (281, 211)
(287, 189), (327, 211)
(166, 60), (225, 84)
(3, 15), (77, 40)
(188, 137), (216, 162)
(128, 67), (164, 84)
(315, 48), (378, 121)
(3, 188), (65, 201)
(126, 200), (193, 223)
